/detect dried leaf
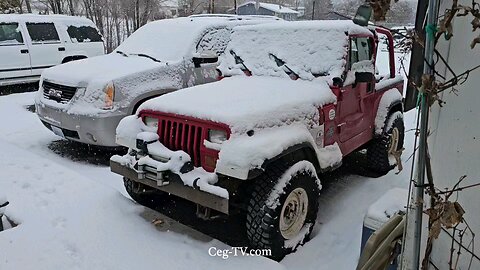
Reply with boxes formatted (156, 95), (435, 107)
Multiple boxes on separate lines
(440, 201), (465, 228)
(430, 220), (442, 239)
(471, 36), (480, 49)
(152, 218), (164, 226)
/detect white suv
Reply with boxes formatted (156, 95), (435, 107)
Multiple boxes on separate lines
(0, 14), (104, 86)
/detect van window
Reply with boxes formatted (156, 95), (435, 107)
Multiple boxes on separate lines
(0, 23), (24, 45)
(196, 28), (231, 56)
(67, 25), (102, 43)
(26, 22), (60, 43)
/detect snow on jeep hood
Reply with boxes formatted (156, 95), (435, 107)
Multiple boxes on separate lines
(219, 20), (372, 82)
(138, 76), (336, 133)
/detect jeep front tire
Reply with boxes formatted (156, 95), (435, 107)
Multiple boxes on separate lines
(123, 177), (162, 206)
(245, 161), (321, 261)
(367, 112), (405, 173)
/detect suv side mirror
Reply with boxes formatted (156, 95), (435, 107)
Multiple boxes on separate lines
(355, 72), (374, 83)
(193, 51), (218, 68)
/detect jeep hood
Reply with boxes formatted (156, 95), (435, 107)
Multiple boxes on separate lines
(41, 53), (166, 86)
(138, 76), (337, 133)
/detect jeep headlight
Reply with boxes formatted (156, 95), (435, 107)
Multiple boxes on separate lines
(208, 129), (227, 144)
(103, 82), (115, 110)
(143, 116), (159, 128)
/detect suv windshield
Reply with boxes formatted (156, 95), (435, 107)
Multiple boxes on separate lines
(115, 18), (215, 62)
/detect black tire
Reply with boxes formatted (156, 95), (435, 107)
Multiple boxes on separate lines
(367, 112), (405, 173)
(123, 177), (163, 206)
(245, 162), (321, 261)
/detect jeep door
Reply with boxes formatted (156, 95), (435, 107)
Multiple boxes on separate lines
(25, 22), (65, 77)
(337, 36), (376, 144)
(190, 27), (231, 85)
(0, 22), (32, 82)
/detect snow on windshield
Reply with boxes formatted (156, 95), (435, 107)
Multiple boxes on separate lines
(219, 20), (372, 81)
(115, 17), (230, 62)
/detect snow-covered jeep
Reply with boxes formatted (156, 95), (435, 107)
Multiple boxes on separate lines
(110, 21), (404, 260)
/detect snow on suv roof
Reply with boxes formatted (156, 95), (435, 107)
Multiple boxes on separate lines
(0, 14), (95, 25)
(219, 20), (372, 81)
(115, 16), (276, 62)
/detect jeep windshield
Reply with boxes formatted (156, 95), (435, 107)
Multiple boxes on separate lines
(115, 18), (216, 62)
(221, 21), (372, 80)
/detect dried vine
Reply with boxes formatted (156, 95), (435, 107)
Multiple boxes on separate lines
(403, 1), (480, 269)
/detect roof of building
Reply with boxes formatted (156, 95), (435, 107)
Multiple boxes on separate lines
(237, 1), (299, 14)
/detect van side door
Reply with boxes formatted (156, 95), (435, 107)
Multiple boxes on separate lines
(0, 22), (32, 82)
(64, 23), (104, 58)
(25, 22), (65, 77)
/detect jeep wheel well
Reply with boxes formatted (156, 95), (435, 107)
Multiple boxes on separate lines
(389, 102), (403, 115)
(248, 143), (321, 180)
(62, 55), (87, 63)
(131, 95), (162, 115)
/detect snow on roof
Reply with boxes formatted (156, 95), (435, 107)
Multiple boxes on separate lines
(238, 1), (299, 14)
(138, 76), (336, 133)
(115, 16), (273, 62)
(219, 20), (372, 82)
(0, 13), (95, 25)
(159, 0), (179, 8)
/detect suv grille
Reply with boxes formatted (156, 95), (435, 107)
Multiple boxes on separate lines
(158, 118), (203, 167)
(42, 81), (77, 103)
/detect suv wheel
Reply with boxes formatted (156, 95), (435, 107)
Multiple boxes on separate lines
(123, 177), (162, 206)
(367, 112), (405, 173)
(245, 161), (321, 261)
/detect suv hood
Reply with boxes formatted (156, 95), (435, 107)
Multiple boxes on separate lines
(138, 76), (337, 133)
(41, 53), (166, 86)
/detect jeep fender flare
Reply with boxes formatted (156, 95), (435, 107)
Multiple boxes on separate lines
(215, 125), (323, 180)
(374, 88), (403, 135)
(248, 143), (321, 180)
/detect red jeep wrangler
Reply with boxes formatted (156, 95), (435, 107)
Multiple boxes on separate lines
(110, 21), (404, 260)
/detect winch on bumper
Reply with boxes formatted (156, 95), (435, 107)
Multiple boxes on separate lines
(110, 132), (229, 214)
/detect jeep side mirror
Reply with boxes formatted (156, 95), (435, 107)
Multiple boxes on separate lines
(193, 51), (218, 68)
(332, 77), (344, 87)
(355, 72), (374, 83)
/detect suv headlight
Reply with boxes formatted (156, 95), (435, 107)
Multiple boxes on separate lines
(103, 82), (115, 110)
(143, 116), (159, 128)
(208, 129), (227, 144)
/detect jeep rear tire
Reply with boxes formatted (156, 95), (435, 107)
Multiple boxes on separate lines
(245, 161), (321, 261)
(123, 177), (162, 206)
(367, 112), (405, 173)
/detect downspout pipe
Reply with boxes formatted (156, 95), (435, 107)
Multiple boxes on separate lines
(412, 0), (440, 268)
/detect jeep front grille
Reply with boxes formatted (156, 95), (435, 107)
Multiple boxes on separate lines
(42, 81), (77, 103)
(158, 118), (203, 167)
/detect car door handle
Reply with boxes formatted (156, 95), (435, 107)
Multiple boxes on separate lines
(58, 47), (65, 51)
(20, 49), (28, 54)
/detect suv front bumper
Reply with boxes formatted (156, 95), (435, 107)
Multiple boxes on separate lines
(36, 102), (125, 147)
(110, 158), (229, 214)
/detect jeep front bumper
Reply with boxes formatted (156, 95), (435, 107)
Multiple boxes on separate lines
(110, 156), (229, 214)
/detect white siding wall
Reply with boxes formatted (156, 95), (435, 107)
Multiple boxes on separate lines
(424, 0), (480, 268)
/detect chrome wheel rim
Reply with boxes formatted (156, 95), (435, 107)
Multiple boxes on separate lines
(388, 127), (400, 153)
(279, 187), (309, 239)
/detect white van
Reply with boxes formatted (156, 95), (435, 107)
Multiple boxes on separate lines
(0, 14), (104, 86)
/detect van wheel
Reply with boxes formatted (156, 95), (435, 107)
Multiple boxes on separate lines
(246, 161), (321, 261)
(123, 177), (163, 206)
(367, 112), (405, 173)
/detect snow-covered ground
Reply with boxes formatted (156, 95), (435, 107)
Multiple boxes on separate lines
(0, 51), (414, 269)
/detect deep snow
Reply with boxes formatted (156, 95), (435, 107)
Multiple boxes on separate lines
(0, 91), (416, 270)
(0, 47), (413, 269)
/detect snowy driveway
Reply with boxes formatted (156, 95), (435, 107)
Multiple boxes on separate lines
(0, 91), (415, 269)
